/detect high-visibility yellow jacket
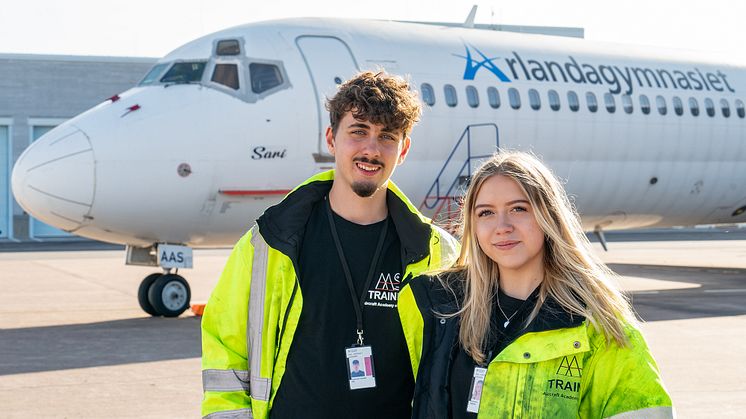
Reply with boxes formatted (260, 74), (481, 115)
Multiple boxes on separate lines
(200, 171), (459, 419)
(399, 274), (675, 419)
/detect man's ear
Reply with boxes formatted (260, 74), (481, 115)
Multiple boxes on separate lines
(397, 136), (412, 165)
(325, 126), (335, 155)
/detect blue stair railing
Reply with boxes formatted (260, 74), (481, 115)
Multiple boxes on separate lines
(419, 123), (499, 230)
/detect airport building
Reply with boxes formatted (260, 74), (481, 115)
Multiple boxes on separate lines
(0, 53), (156, 242)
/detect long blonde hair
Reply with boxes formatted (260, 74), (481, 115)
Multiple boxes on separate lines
(447, 150), (636, 364)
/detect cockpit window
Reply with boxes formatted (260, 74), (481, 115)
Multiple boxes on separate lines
(250, 63), (283, 93)
(139, 63), (168, 86)
(160, 62), (207, 84)
(216, 40), (241, 56)
(211, 64), (240, 90)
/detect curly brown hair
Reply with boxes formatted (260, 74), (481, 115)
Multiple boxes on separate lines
(326, 71), (421, 138)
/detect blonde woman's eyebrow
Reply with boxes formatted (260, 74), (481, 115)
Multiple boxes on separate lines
(507, 199), (530, 205)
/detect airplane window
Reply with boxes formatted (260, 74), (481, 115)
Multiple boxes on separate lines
(689, 97), (700, 117)
(250, 63), (283, 93)
(656, 95), (667, 115)
(721, 99), (731, 118)
(421, 83), (435, 106)
(567, 91), (579, 112)
(604, 93), (616, 113)
(211, 64), (239, 90)
(139, 63), (168, 86)
(529, 89), (541, 110)
(216, 39), (241, 56)
(508, 88), (521, 109)
(736, 99), (745, 118)
(444, 84), (458, 107)
(487, 87), (500, 109)
(586, 92), (598, 113)
(622, 94), (633, 114)
(705, 98), (715, 117)
(466, 86), (479, 108)
(160, 62), (207, 84)
(640, 95), (651, 115)
(548, 90), (560, 111)
(673, 96), (684, 116)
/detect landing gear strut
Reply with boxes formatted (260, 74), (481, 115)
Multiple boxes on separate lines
(137, 269), (191, 317)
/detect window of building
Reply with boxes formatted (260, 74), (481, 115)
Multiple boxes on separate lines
(672, 96), (683, 116)
(640, 94), (651, 115)
(567, 91), (579, 112)
(705, 98), (715, 117)
(736, 99), (745, 118)
(656, 95), (667, 115)
(487, 87), (500, 109)
(508, 88), (521, 109)
(721, 99), (731, 118)
(216, 39), (241, 56)
(621, 94), (633, 114)
(466, 85), (479, 108)
(160, 62), (207, 84)
(586, 92), (598, 113)
(211, 64), (239, 90)
(250, 63), (283, 93)
(689, 97), (700, 117)
(548, 89), (560, 111)
(529, 89), (541, 110)
(421, 83), (435, 106)
(444, 84), (457, 107)
(604, 93), (616, 113)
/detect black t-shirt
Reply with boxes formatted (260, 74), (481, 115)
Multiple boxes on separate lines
(270, 199), (414, 419)
(449, 289), (530, 419)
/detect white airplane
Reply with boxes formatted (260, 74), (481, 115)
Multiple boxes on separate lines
(11, 14), (746, 317)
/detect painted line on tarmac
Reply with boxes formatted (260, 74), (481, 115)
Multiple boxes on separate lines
(703, 289), (746, 293)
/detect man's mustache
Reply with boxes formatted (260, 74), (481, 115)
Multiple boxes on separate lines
(353, 157), (385, 168)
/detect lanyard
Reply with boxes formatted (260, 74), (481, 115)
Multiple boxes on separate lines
(325, 197), (388, 346)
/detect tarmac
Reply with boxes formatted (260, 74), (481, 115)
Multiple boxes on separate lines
(1, 235), (745, 418)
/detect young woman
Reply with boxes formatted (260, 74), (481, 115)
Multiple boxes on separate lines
(398, 151), (674, 418)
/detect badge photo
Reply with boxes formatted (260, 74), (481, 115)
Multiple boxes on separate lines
(467, 366), (488, 413)
(345, 346), (376, 390)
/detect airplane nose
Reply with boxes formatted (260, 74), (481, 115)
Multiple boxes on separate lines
(11, 124), (95, 231)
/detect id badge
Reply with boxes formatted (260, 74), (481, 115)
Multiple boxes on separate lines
(345, 346), (376, 390)
(466, 366), (488, 413)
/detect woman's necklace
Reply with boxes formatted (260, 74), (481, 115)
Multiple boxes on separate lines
(496, 293), (520, 328)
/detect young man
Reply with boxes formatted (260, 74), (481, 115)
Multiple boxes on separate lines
(201, 71), (459, 419)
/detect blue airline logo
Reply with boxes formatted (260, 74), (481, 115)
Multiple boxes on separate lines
(455, 44), (511, 82)
(457, 44), (736, 95)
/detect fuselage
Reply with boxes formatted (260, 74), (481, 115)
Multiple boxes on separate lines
(11, 18), (746, 247)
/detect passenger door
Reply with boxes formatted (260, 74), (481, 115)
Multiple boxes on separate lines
(295, 36), (359, 163)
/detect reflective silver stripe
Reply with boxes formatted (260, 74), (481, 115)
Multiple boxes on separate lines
(435, 226), (459, 268)
(607, 406), (675, 419)
(248, 228), (272, 402)
(202, 369), (250, 392)
(203, 407), (253, 419)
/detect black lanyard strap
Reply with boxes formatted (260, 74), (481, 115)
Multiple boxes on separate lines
(326, 196), (388, 346)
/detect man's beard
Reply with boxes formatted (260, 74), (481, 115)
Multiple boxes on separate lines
(351, 157), (384, 197)
(351, 181), (378, 198)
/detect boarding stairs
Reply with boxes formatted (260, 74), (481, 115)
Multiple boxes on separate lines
(419, 123), (499, 234)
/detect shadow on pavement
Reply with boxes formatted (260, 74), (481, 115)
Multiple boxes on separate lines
(0, 316), (201, 376)
(609, 263), (746, 322)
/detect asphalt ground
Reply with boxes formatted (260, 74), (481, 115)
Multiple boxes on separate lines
(0, 238), (744, 418)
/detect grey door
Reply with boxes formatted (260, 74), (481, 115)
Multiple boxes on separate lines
(0, 125), (8, 238)
(296, 36), (359, 162)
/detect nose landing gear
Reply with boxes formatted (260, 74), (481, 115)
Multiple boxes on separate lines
(137, 269), (191, 317)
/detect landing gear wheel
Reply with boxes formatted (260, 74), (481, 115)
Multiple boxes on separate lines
(138, 273), (163, 316)
(147, 274), (191, 317)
